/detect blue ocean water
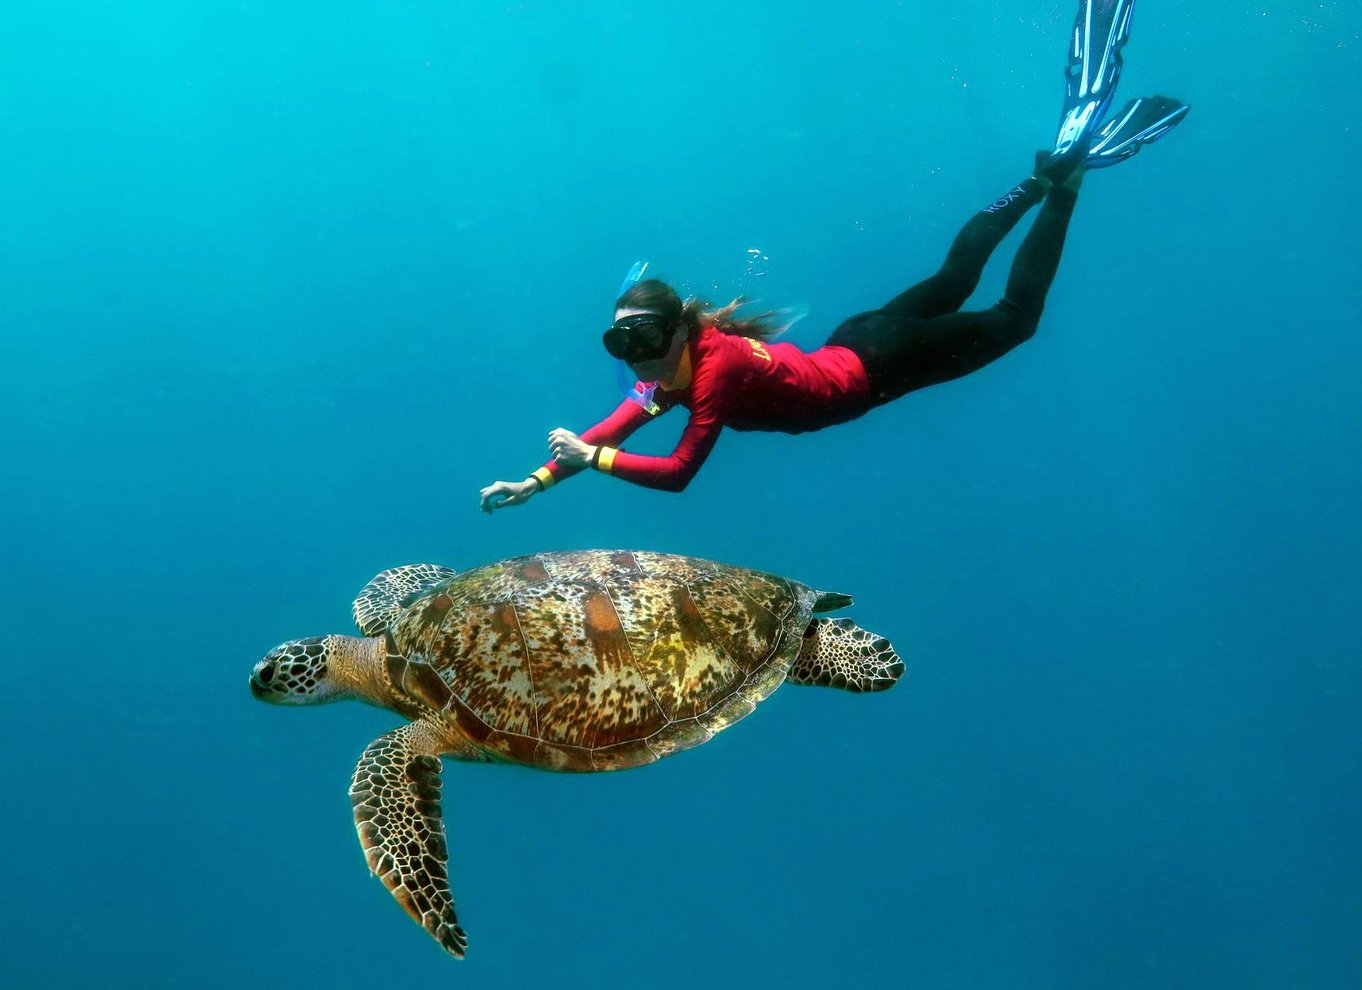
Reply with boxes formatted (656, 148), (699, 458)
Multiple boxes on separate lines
(2, 1), (1359, 986)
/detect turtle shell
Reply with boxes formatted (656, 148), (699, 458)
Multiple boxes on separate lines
(387, 550), (819, 772)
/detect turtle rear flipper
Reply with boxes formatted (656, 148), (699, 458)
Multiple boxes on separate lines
(353, 564), (457, 635)
(351, 721), (472, 959)
(789, 617), (904, 693)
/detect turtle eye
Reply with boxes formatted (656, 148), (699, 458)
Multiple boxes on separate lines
(259, 663), (275, 683)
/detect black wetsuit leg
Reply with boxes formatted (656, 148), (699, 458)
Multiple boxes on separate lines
(883, 177), (1047, 320)
(828, 179), (1078, 403)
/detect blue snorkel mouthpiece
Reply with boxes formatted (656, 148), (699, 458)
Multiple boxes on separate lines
(614, 362), (658, 414)
(614, 260), (660, 414)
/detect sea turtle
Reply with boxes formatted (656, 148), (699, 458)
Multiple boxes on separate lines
(249, 549), (903, 959)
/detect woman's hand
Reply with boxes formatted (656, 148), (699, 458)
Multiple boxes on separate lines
(547, 428), (597, 469)
(479, 478), (539, 514)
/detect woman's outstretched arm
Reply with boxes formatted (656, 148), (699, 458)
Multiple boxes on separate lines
(479, 395), (663, 512)
(569, 356), (728, 493)
(587, 403), (723, 492)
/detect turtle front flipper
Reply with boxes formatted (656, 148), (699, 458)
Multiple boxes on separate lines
(350, 721), (468, 958)
(352, 564), (457, 635)
(789, 617), (904, 693)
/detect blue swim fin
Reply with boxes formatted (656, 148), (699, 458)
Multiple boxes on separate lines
(1085, 95), (1189, 169)
(1050, 0), (1136, 168)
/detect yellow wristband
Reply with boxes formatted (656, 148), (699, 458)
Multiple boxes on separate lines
(530, 467), (556, 490)
(595, 447), (618, 474)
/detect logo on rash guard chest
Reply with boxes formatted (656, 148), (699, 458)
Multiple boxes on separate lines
(744, 338), (772, 362)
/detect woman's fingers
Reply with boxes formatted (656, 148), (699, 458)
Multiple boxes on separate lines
(479, 481), (527, 513)
(548, 429), (591, 469)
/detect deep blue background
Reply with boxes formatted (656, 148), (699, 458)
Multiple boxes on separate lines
(2, 1), (1359, 986)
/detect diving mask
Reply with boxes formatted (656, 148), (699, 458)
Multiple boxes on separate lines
(602, 313), (677, 363)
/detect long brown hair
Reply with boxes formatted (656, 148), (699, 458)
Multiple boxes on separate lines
(617, 278), (789, 342)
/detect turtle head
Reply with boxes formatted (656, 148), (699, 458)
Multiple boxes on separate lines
(250, 636), (353, 705)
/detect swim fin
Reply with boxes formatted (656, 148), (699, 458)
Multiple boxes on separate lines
(1049, 0), (1136, 170)
(1085, 95), (1189, 169)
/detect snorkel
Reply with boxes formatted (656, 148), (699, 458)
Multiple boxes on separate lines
(614, 261), (661, 415)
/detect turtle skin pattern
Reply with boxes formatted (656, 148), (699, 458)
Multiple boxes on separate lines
(387, 550), (818, 772)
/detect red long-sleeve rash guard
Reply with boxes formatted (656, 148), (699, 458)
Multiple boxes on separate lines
(537, 325), (872, 492)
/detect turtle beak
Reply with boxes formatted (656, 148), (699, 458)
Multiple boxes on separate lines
(249, 659), (280, 701)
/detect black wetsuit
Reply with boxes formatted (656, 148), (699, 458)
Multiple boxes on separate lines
(827, 178), (1076, 403)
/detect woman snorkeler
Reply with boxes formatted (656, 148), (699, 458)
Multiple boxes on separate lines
(480, 0), (1187, 510)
